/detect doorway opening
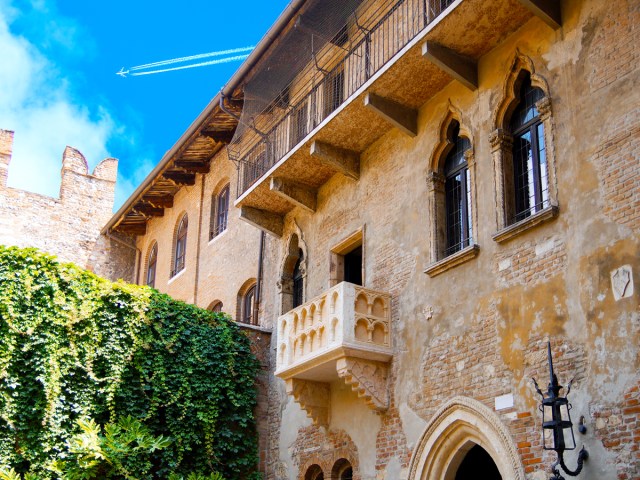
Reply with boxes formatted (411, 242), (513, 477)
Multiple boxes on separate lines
(330, 228), (364, 287)
(455, 444), (501, 480)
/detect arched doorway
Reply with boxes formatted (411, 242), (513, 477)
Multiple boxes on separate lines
(408, 396), (525, 480)
(454, 444), (501, 480)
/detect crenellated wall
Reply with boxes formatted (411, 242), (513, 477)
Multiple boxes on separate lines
(0, 129), (135, 281)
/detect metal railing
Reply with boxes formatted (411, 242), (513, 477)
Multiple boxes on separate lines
(237, 0), (457, 196)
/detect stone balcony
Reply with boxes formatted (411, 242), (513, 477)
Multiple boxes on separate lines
(275, 282), (392, 426)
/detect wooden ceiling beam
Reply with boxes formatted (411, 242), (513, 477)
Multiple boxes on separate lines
(143, 195), (174, 208)
(174, 161), (211, 174)
(162, 171), (197, 186)
(116, 223), (147, 236)
(133, 204), (164, 217)
(200, 129), (235, 144)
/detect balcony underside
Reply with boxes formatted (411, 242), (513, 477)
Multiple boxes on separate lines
(235, 0), (543, 235)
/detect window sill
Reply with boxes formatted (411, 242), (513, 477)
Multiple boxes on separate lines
(168, 268), (186, 284)
(492, 205), (559, 244)
(424, 244), (480, 277)
(208, 228), (228, 246)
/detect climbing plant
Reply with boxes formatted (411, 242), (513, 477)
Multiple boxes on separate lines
(0, 246), (259, 479)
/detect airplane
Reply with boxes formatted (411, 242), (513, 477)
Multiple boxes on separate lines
(116, 68), (129, 78)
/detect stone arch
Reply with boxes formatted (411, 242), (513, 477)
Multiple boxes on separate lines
(144, 240), (158, 287)
(170, 212), (188, 276)
(236, 277), (257, 324)
(490, 50), (557, 232)
(278, 222), (309, 314)
(428, 102), (473, 174)
(408, 396), (525, 480)
(493, 50), (550, 132)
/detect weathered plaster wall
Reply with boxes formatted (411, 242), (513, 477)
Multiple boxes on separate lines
(259, 1), (639, 478)
(0, 129), (135, 281)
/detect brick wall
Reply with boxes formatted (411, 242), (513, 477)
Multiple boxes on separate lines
(0, 129), (132, 281)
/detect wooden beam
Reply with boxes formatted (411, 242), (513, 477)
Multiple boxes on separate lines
(116, 222), (147, 236)
(133, 204), (164, 217)
(174, 161), (210, 174)
(200, 129), (235, 144)
(239, 206), (284, 237)
(270, 177), (317, 212)
(309, 141), (360, 180)
(143, 195), (174, 208)
(162, 171), (196, 186)
(364, 93), (418, 137)
(516, 0), (561, 29)
(422, 41), (478, 91)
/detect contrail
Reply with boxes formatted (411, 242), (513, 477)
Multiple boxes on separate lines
(129, 46), (255, 71)
(128, 54), (251, 76)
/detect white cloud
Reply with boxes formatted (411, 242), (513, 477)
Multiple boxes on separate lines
(0, 0), (115, 198)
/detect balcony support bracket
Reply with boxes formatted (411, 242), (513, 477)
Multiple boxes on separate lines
(422, 41), (478, 91)
(270, 177), (317, 212)
(239, 206), (284, 237)
(516, 0), (561, 29)
(337, 357), (389, 411)
(310, 141), (360, 181)
(286, 378), (330, 427)
(364, 92), (418, 137)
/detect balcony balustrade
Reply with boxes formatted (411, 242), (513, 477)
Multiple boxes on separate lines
(275, 282), (392, 425)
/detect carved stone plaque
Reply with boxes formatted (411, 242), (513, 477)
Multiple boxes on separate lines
(611, 265), (634, 301)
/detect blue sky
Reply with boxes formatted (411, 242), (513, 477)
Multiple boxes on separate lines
(0, 0), (289, 209)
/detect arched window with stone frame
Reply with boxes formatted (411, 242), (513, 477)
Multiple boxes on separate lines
(171, 213), (188, 277)
(331, 459), (353, 480)
(425, 108), (479, 277)
(491, 52), (558, 242)
(304, 464), (324, 480)
(145, 241), (158, 288)
(208, 300), (223, 313)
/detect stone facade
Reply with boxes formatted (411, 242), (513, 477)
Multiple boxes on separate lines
(0, 129), (135, 281)
(3, 0), (639, 479)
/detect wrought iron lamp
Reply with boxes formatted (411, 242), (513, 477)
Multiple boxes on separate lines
(532, 342), (589, 480)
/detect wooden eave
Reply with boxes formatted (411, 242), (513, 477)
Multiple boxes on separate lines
(111, 102), (241, 236)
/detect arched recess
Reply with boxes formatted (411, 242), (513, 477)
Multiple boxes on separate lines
(278, 222), (308, 314)
(407, 396), (526, 480)
(236, 278), (257, 325)
(490, 50), (558, 232)
(426, 104), (478, 266)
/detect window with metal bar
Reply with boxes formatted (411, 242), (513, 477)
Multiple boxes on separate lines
(146, 242), (157, 288)
(444, 124), (472, 256)
(172, 214), (188, 277)
(510, 74), (548, 224)
(210, 184), (230, 239)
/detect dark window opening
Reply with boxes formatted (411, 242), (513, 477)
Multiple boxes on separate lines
(344, 245), (362, 286)
(243, 285), (257, 325)
(172, 215), (188, 277)
(444, 122), (472, 256)
(292, 249), (304, 308)
(339, 466), (353, 480)
(146, 243), (157, 288)
(510, 73), (548, 224)
(210, 184), (230, 239)
(455, 445), (502, 480)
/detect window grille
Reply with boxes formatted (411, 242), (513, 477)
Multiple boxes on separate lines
(510, 74), (548, 224)
(444, 124), (472, 256)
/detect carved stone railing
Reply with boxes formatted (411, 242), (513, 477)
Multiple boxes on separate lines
(275, 282), (392, 425)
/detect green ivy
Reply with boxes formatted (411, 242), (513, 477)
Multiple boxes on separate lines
(0, 246), (260, 479)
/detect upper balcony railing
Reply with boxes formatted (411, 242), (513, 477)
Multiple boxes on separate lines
(237, 0), (457, 196)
